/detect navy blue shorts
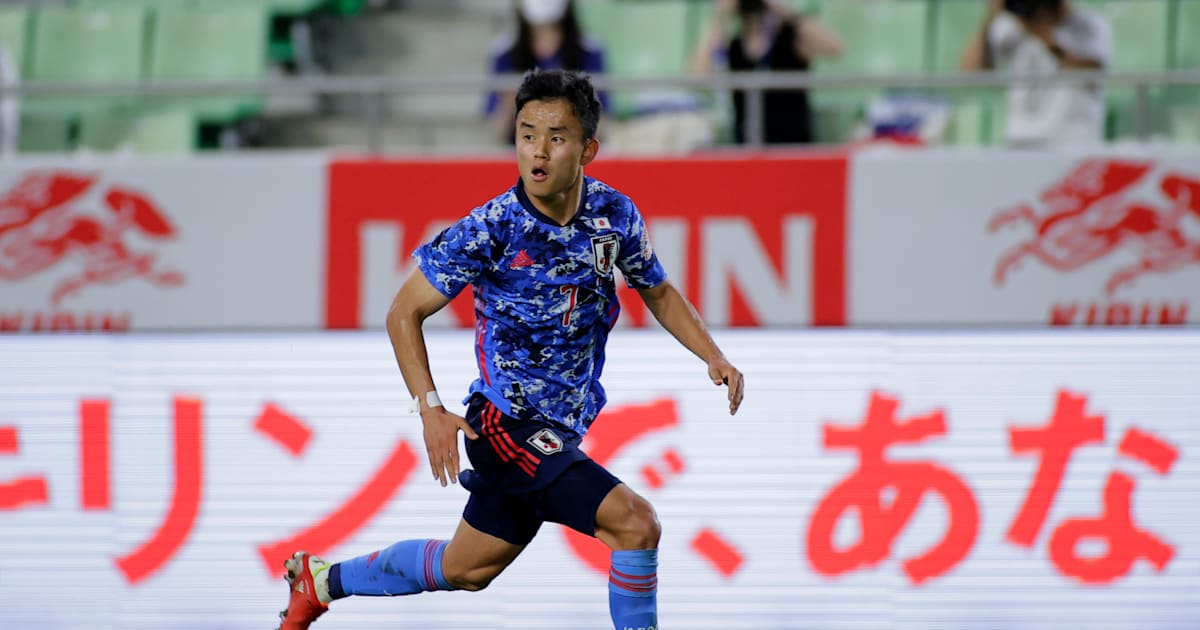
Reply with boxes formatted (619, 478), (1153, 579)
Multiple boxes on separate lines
(460, 395), (621, 546)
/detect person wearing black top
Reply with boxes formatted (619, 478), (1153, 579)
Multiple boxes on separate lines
(692, 0), (844, 145)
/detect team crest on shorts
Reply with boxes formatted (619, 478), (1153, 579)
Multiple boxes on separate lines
(527, 428), (563, 455)
(590, 233), (620, 276)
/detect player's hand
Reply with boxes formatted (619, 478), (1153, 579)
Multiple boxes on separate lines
(420, 406), (479, 487)
(708, 358), (744, 416)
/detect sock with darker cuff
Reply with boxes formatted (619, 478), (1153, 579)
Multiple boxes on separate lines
(329, 539), (454, 599)
(608, 549), (658, 630)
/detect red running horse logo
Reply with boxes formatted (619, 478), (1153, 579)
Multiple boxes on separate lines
(0, 171), (184, 305)
(990, 159), (1200, 295)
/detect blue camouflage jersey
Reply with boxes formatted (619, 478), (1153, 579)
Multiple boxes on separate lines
(414, 176), (667, 438)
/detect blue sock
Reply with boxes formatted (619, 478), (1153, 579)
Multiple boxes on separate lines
(329, 539), (454, 599)
(608, 549), (658, 630)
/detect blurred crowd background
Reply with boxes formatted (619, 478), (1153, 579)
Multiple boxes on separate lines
(0, 0), (1196, 156)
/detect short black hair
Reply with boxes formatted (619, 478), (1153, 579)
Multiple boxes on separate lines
(1004, 0), (1064, 18)
(738, 0), (767, 15)
(514, 69), (602, 141)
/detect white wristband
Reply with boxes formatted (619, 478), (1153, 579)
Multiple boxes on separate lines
(410, 391), (443, 414)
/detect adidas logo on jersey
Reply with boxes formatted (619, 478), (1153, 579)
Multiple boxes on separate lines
(510, 250), (535, 268)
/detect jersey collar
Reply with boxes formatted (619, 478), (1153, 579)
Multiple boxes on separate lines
(515, 177), (589, 227)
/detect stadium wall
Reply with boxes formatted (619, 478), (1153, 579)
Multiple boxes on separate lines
(2, 148), (1198, 332)
(0, 328), (1197, 629)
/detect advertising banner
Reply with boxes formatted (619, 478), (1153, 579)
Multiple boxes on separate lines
(4, 148), (1200, 333)
(326, 154), (848, 329)
(849, 148), (1200, 326)
(0, 155), (327, 332)
(1, 330), (1197, 629)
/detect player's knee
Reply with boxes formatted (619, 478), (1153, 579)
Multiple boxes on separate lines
(610, 495), (661, 550)
(443, 565), (501, 592)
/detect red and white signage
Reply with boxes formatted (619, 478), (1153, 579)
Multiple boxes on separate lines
(1, 330), (1197, 628)
(325, 154), (848, 329)
(0, 155), (327, 332)
(849, 148), (1200, 326)
(3, 149), (1200, 332)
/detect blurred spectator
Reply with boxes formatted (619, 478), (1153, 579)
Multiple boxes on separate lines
(690, 0), (843, 145)
(960, 0), (1111, 147)
(485, 0), (606, 143)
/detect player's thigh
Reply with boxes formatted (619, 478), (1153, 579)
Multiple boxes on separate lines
(442, 517), (526, 590)
(540, 459), (621, 537)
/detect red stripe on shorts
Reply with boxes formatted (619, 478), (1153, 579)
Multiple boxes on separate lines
(484, 404), (536, 477)
(491, 406), (541, 473)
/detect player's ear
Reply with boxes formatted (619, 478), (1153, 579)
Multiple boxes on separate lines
(580, 136), (599, 166)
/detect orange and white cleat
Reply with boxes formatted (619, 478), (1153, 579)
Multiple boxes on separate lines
(276, 551), (332, 630)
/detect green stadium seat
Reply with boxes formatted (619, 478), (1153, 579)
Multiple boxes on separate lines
(146, 5), (269, 122)
(0, 7), (28, 72)
(1167, 104), (1200, 143)
(17, 112), (73, 153)
(1176, 0), (1200, 69)
(1079, 0), (1169, 71)
(1166, 0), (1200, 142)
(74, 0), (188, 8)
(578, 0), (697, 119)
(929, 1), (994, 145)
(944, 90), (1006, 146)
(25, 7), (147, 114)
(930, 0), (987, 73)
(262, 0), (329, 16)
(1078, 0), (1171, 140)
(813, 0), (928, 77)
(128, 107), (196, 153)
(78, 106), (195, 153)
(808, 0), (930, 142)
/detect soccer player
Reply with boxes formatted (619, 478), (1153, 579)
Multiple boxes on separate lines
(276, 68), (744, 630)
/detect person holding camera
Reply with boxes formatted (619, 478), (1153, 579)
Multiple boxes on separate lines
(960, 0), (1111, 147)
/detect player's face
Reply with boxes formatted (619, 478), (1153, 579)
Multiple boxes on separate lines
(515, 98), (598, 213)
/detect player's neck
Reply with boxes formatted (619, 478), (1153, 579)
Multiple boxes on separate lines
(531, 178), (583, 226)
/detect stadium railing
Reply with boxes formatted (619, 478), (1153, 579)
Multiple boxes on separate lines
(2, 67), (1200, 153)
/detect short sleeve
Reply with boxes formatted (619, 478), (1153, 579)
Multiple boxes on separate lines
(615, 200), (667, 290)
(413, 209), (495, 299)
(987, 12), (1023, 62)
(1068, 11), (1111, 66)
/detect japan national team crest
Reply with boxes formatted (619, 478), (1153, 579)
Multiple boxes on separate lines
(527, 428), (563, 455)
(590, 233), (620, 276)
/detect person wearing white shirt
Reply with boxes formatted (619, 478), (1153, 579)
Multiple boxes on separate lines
(960, 0), (1112, 148)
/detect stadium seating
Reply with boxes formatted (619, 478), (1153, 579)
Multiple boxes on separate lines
(600, 0), (1194, 146)
(809, 0), (929, 142)
(0, 7), (27, 71)
(1077, 0), (1170, 138)
(19, 7), (146, 152)
(146, 4), (269, 123)
(78, 106), (196, 154)
(930, 0), (986, 73)
(929, 0), (999, 145)
(5, 0), (1200, 153)
(26, 7), (146, 110)
(579, 0), (698, 119)
(814, 0), (927, 77)
(1167, 0), (1200, 141)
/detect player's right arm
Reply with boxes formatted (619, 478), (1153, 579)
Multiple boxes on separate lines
(386, 270), (480, 488)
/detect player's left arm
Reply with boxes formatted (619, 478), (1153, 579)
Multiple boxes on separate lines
(638, 280), (744, 415)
